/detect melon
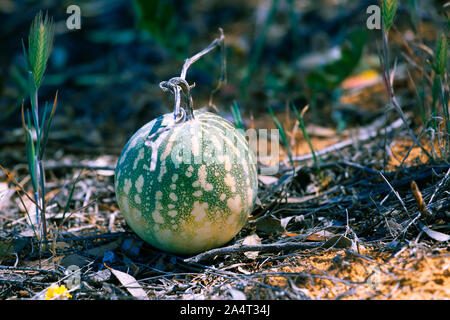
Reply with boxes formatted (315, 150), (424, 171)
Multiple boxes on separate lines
(115, 110), (258, 255)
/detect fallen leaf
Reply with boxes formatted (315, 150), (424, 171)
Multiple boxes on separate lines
(258, 175), (278, 185)
(237, 266), (252, 274)
(306, 230), (336, 242)
(228, 288), (246, 300)
(284, 232), (301, 237)
(341, 69), (381, 90)
(255, 215), (285, 234)
(242, 234), (261, 259)
(106, 265), (148, 300)
(87, 269), (112, 283)
(322, 235), (352, 249)
(0, 182), (11, 210)
(419, 223), (450, 242)
(280, 216), (294, 229)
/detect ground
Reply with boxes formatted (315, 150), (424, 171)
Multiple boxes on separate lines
(0, 0), (449, 300)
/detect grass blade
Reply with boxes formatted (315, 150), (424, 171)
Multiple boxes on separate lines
(291, 103), (321, 173)
(231, 100), (245, 131)
(38, 91), (58, 160)
(268, 106), (293, 167)
(61, 170), (84, 224)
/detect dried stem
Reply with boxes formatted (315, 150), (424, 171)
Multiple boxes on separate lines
(184, 241), (322, 264)
(159, 29), (226, 123)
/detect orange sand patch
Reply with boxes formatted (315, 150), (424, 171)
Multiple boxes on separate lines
(259, 247), (450, 300)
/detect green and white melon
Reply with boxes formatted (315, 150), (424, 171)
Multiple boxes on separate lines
(115, 110), (258, 255)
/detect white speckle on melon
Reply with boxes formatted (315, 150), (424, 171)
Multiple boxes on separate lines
(134, 194), (141, 204)
(152, 210), (164, 224)
(224, 212), (240, 236)
(190, 125), (201, 158)
(124, 179), (132, 194)
(161, 134), (176, 161)
(155, 191), (163, 200)
(209, 134), (222, 151)
(168, 210), (178, 217)
(220, 194), (226, 201)
(120, 196), (129, 212)
(135, 175), (144, 193)
(247, 187), (254, 206)
(191, 201), (208, 222)
(169, 192), (178, 201)
(224, 173), (236, 192)
(133, 148), (145, 169)
(225, 158), (232, 171)
(227, 195), (241, 213)
(193, 190), (203, 197)
(124, 207), (148, 239)
(149, 130), (170, 171)
(241, 158), (249, 176)
(158, 161), (167, 182)
(197, 165), (213, 191)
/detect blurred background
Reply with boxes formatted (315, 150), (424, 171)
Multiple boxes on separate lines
(0, 1), (449, 300)
(0, 0), (447, 166)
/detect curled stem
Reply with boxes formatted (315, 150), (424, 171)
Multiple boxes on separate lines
(159, 29), (226, 123)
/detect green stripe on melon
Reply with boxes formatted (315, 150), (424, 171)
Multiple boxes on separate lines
(115, 111), (258, 255)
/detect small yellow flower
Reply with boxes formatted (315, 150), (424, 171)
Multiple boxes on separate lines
(45, 284), (72, 300)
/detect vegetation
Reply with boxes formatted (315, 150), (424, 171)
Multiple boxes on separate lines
(0, 0), (448, 300)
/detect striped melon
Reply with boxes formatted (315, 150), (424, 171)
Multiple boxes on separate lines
(115, 110), (258, 255)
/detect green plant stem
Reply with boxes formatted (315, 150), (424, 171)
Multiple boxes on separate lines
(438, 75), (450, 154)
(28, 67), (47, 243)
(380, 27), (433, 163)
(291, 104), (321, 175)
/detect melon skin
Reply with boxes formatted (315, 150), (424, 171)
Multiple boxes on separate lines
(115, 111), (258, 255)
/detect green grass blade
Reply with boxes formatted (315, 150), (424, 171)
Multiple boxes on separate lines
(25, 111), (37, 192)
(27, 71), (40, 138)
(230, 101), (245, 131)
(434, 34), (447, 77)
(268, 106), (293, 167)
(62, 171), (84, 223)
(38, 91), (58, 160)
(38, 160), (47, 238)
(16, 192), (38, 239)
(291, 103), (321, 172)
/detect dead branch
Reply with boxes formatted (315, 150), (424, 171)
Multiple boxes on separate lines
(184, 241), (323, 264)
(291, 117), (404, 166)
